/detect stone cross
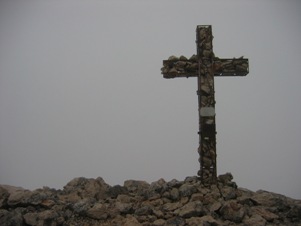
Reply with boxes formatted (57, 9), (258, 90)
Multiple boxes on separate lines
(161, 25), (249, 183)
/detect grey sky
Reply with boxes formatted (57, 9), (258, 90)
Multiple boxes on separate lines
(0, 0), (300, 199)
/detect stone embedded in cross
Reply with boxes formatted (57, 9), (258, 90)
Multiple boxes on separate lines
(161, 25), (249, 184)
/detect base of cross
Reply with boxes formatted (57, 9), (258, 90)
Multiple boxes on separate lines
(198, 141), (217, 184)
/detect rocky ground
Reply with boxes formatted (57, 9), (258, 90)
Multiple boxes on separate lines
(1, 173), (300, 226)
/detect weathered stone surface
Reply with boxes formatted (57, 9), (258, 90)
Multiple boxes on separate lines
(0, 186), (9, 208)
(86, 203), (109, 220)
(115, 201), (133, 214)
(124, 215), (142, 226)
(186, 215), (219, 226)
(219, 201), (245, 223)
(165, 216), (185, 226)
(169, 187), (180, 201)
(163, 201), (182, 211)
(178, 184), (197, 197)
(23, 210), (59, 226)
(134, 205), (153, 216)
(176, 201), (206, 218)
(60, 177), (110, 203)
(161, 56), (248, 77)
(0, 174), (300, 226)
(106, 185), (128, 198)
(0, 209), (23, 226)
(153, 218), (166, 226)
(243, 214), (266, 226)
(251, 206), (279, 221)
(123, 180), (150, 193)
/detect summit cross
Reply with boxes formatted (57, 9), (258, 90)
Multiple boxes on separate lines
(161, 25), (249, 184)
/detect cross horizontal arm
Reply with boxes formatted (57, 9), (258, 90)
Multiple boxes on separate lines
(161, 57), (249, 79)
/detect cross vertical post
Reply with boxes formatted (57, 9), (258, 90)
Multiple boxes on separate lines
(161, 25), (249, 184)
(197, 25), (216, 183)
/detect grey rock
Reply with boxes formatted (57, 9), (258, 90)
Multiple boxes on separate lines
(150, 178), (167, 193)
(0, 186), (9, 208)
(134, 205), (153, 216)
(189, 54), (197, 61)
(165, 216), (185, 226)
(107, 185), (128, 198)
(219, 201), (245, 223)
(243, 214), (266, 226)
(179, 55), (188, 60)
(179, 184), (197, 197)
(71, 198), (95, 214)
(167, 179), (183, 188)
(123, 180), (150, 193)
(62, 177), (110, 202)
(86, 203), (109, 220)
(176, 201), (206, 218)
(251, 206), (279, 221)
(163, 201), (182, 211)
(153, 219), (166, 226)
(170, 188), (180, 201)
(7, 189), (32, 206)
(186, 215), (219, 226)
(24, 210), (59, 226)
(0, 209), (23, 226)
(168, 55), (179, 61)
(115, 201), (133, 214)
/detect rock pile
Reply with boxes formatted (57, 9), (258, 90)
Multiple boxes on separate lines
(1, 173), (300, 226)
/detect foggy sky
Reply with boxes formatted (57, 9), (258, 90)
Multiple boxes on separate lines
(0, 0), (300, 199)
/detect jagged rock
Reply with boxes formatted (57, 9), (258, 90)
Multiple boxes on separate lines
(165, 216), (185, 226)
(162, 201), (182, 211)
(124, 180), (150, 193)
(134, 204), (153, 216)
(61, 177), (110, 203)
(219, 200), (246, 223)
(0, 187), (9, 208)
(179, 55), (188, 60)
(169, 187), (180, 201)
(189, 54), (198, 61)
(168, 55), (179, 61)
(186, 215), (220, 226)
(124, 215), (142, 226)
(150, 178), (167, 193)
(106, 185), (128, 198)
(7, 189), (32, 206)
(251, 206), (279, 221)
(0, 174), (300, 226)
(115, 201), (133, 214)
(153, 218), (166, 226)
(23, 210), (59, 226)
(243, 214), (266, 226)
(86, 203), (110, 220)
(178, 184), (197, 197)
(175, 201), (206, 218)
(167, 179), (183, 188)
(0, 209), (23, 226)
(70, 197), (95, 215)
